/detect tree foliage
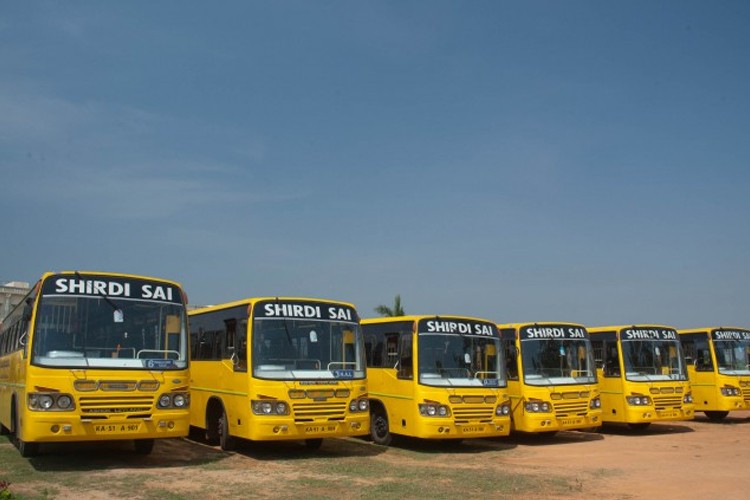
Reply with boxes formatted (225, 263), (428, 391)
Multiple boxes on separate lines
(374, 294), (405, 317)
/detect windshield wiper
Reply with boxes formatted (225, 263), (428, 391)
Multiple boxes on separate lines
(276, 297), (297, 356)
(75, 271), (120, 312)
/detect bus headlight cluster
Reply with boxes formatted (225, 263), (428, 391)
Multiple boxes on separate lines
(721, 386), (741, 397)
(683, 393), (693, 404)
(349, 398), (369, 413)
(626, 395), (651, 406)
(496, 403), (511, 416)
(419, 403), (451, 417)
(157, 392), (190, 409)
(28, 392), (76, 412)
(590, 397), (601, 409)
(524, 401), (551, 413)
(252, 400), (289, 415)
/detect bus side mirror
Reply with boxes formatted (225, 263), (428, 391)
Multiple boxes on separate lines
(22, 298), (34, 321)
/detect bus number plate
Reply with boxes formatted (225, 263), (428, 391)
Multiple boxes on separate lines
(94, 423), (141, 434)
(460, 426), (485, 433)
(304, 425), (337, 434)
(560, 418), (582, 426)
(658, 411), (678, 418)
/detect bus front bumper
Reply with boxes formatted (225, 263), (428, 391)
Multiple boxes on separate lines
(245, 414), (370, 441)
(624, 406), (694, 423)
(514, 409), (601, 433)
(21, 410), (190, 443)
(414, 417), (511, 439)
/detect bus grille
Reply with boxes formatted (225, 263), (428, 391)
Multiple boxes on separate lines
(653, 395), (682, 410)
(553, 400), (589, 417)
(742, 387), (750, 402)
(452, 405), (494, 424)
(79, 395), (154, 419)
(292, 401), (347, 423)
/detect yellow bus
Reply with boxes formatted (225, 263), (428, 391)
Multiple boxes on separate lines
(361, 315), (511, 445)
(0, 271), (190, 457)
(188, 297), (369, 450)
(678, 327), (750, 420)
(498, 322), (601, 435)
(588, 325), (694, 429)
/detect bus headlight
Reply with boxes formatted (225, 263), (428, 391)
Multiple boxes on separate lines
(626, 396), (652, 406)
(350, 398), (369, 413)
(524, 401), (551, 413)
(252, 400), (289, 415)
(156, 392), (190, 409)
(419, 403), (451, 417)
(720, 387), (741, 397)
(590, 397), (601, 409)
(56, 395), (73, 410)
(27, 392), (76, 412)
(496, 403), (511, 416)
(683, 393), (693, 404)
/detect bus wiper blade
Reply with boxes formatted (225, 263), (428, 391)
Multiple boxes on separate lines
(75, 271), (121, 312)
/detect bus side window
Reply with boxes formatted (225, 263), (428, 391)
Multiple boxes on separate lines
(603, 342), (620, 378)
(591, 340), (603, 368)
(695, 348), (713, 371)
(397, 332), (413, 380)
(385, 333), (399, 368)
(503, 339), (518, 380)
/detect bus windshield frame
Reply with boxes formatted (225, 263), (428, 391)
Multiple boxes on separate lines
(416, 318), (505, 388)
(521, 338), (597, 386)
(713, 338), (750, 376)
(622, 339), (687, 382)
(30, 276), (188, 370)
(252, 317), (366, 381)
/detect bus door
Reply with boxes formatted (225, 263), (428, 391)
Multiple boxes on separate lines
(593, 331), (626, 421)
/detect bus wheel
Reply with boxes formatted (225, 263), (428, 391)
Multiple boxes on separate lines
(218, 410), (237, 451)
(16, 436), (39, 458)
(13, 410), (39, 457)
(627, 422), (651, 431)
(305, 438), (323, 450)
(134, 439), (155, 455)
(370, 408), (392, 446)
(705, 411), (729, 421)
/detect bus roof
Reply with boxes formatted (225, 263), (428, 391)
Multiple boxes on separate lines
(188, 296), (358, 316)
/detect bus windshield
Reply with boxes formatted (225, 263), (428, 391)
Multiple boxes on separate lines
(714, 339), (750, 376)
(418, 333), (504, 387)
(521, 339), (596, 386)
(622, 339), (687, 382)
(252, 318), (365, 380)
(31, 295), (188, 370)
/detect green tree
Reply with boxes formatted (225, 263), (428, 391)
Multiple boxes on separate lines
(374, 294), (405, 317)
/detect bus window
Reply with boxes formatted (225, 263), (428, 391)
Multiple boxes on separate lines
(398, 332), (413, 379)
(603, 343), (620, 378)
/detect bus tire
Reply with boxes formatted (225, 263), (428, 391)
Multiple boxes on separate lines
(16, 437), (39, 458)
(627, 422), (651, 431)
(12, 402), (39, 457)
(304, 438), (323, 450)
(218, 410), (237, 451)
(134, 438), (155, 455)
(205, 401), (222, 445)
(704, 411), (729, 421)
(370, 408), (392, 446)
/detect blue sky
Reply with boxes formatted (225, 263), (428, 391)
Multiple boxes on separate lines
(1, 1), (749, 328)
